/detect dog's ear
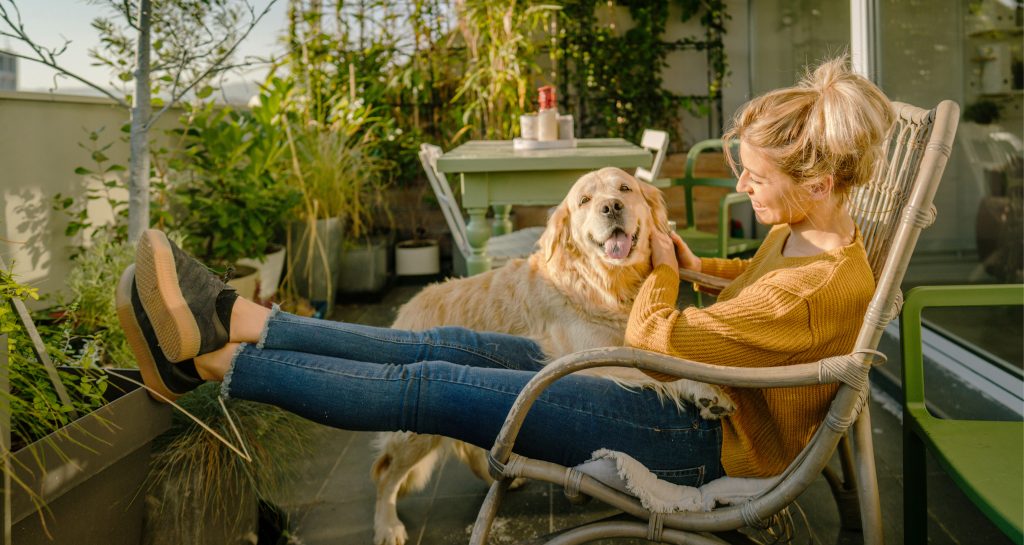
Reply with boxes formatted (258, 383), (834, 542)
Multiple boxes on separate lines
(639, 181), (670, 234)
(541, 199), (572, 261)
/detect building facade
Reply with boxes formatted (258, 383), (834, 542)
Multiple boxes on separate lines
(0, 51), (16, 90)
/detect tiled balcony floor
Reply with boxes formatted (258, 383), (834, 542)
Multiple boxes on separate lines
(271, 280), (1016, 545)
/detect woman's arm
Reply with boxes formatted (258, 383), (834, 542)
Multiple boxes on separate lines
(698, 256), (749, 280)
(625, 273), (814, 375)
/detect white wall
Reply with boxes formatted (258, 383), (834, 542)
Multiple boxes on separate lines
(0, 91), (182, 303)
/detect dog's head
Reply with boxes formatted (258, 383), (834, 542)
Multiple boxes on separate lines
(540, 167), (669, 268)
(532, 167), (669, 312)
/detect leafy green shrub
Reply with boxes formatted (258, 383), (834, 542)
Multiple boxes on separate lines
(59, 230), (137, 368)
(0, 267), (109, 450)
(167, 102), (302, 269)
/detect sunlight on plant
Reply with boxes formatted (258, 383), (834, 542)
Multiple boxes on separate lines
(453, 1), (559, 140)
(0, 266), (119, 535)
(0, 268), (112, 450)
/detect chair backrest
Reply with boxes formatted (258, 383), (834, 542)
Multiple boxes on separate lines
(634, 129), (669, 184)
(742, 99), (961, 531)
(611, 99), (959, 531)
(677, 139), (739, 228)
(846, 101), (959, 286)
(418, 143), (472, 258)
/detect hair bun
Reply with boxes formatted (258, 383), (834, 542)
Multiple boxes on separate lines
(722, 55), (895, 199)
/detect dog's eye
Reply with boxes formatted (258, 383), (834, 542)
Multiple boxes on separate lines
(620, 184), (632, 192)
(580, 196), (591, 205)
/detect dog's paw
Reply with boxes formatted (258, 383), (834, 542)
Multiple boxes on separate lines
(694, 390), (736, 420)
(508, 477), (529, 491)
(374, 523), (408, 545)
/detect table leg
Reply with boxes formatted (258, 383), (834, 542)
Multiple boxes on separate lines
(465, 206), (493, 275)
(493, 205), (514, 236)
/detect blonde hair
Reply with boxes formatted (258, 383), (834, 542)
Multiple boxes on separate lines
(723, 56), (894, 200)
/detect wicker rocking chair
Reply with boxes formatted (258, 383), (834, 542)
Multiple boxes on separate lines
(468, 99), (960, 545)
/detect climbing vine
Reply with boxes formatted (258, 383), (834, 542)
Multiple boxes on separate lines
(555, 0), (729, 148)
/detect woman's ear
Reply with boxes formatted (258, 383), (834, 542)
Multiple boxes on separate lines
(808, 176), (834, 201)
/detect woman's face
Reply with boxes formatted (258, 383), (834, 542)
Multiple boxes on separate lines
(735, 142), (815, 227)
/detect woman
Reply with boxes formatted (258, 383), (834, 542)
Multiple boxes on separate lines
(118, 56), (892, 485)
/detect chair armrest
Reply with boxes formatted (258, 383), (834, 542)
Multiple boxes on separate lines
(488, 346), (881, 468)
(678, 268), (730, 291)
(901, 284), (1024, 411)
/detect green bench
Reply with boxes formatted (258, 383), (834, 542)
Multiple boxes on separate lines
(902, 284), (1024, 544)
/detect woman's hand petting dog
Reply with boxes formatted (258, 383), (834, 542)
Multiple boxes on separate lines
(650, 230), (701, 274)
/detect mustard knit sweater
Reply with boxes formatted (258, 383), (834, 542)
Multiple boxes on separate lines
(625, 225), (874, 477)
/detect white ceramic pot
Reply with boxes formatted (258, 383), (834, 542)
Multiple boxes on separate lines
(226, 264), (259, 301)
(238, 246), (287, 302)
(395, 239), (440, 276)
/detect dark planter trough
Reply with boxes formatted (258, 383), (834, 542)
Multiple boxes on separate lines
(5, 369), (172, 545)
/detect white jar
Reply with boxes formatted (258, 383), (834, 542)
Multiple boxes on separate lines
(537, 108), (558, 141)
(557, 114), (574, 140)
(520, 113), (538, 140)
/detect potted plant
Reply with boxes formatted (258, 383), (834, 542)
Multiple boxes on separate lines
(335, 116), (396, 297)
(1, 259), (172, 544)
(394, 185), (441, 278)
(267, 73), (395, 310)
(142, 384), (312, 545)
(396, 231), (441, 277)
(167, 101), (301, 302)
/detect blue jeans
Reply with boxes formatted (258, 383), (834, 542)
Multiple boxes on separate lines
(223, 309), (723, 486)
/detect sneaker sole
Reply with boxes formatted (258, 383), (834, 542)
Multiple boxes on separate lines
(116, 265), (180, 403)
(135, 230), (201, 362)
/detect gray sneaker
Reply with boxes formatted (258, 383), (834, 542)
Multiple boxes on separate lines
(116, 264), (204, 401)
(134, 229), (236, 363)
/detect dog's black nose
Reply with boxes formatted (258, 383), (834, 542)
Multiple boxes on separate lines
(601, 199), (624, 218)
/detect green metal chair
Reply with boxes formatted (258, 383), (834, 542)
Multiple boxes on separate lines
(671, 139), (762, 260)
(901, 284), (1024, 545)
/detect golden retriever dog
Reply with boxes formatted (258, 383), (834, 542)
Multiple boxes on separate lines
(370, 167), (734, 545)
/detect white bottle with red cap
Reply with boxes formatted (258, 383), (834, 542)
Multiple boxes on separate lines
(537, 85), (558, 142)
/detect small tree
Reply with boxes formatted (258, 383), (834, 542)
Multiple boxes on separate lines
(0, 0), (280, 241)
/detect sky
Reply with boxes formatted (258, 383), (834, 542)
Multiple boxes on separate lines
(3, 0), (288, 96)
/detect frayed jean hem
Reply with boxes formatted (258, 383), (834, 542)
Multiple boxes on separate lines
(220, 342), (249, 399)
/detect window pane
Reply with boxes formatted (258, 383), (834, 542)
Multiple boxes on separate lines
(925, 305), (1024, 376)
(748, 0), (851, 96)
(878, 0), (1023, 366)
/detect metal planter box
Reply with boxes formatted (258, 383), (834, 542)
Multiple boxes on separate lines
(6, 369), (172, 545)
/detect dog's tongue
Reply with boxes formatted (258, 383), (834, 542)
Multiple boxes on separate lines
(604, 231), (633, 259)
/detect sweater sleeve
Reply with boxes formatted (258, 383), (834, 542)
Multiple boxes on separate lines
(699, 256), (749, 280)
(626, 274), (814, 374)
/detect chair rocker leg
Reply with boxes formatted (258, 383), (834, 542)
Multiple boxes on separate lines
(470, 478), (512, 545)
(539, 520), (725, 545)
(824, 434), (863, 531)
(851, 405), (885, 544)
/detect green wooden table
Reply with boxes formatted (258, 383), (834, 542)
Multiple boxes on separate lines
(436, 138), (651, 274)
